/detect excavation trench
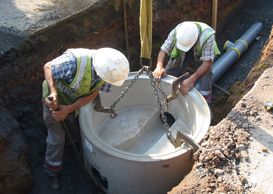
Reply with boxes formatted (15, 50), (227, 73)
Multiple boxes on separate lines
(0, 0), (271, 193)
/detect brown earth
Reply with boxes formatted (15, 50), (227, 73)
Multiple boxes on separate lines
(169, 27), (273, 194)
(1, 0), (272, 193)
(211, 34), (273, 125)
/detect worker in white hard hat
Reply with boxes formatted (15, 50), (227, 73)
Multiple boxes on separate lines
(41, 47), (129, 189)
(153, 21), (220, 103)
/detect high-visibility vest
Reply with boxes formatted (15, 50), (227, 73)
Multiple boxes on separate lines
(170, 22), (220, 60)
(42, 49), (105, 105)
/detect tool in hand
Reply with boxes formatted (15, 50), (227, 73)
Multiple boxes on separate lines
(46, 97), (95, 187)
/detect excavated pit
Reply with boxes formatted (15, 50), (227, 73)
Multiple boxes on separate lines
(0, 0), (272, 193)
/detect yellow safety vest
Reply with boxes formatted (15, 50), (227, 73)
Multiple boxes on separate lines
(170, 22), (221, 60)
(42, 49), (105, 105)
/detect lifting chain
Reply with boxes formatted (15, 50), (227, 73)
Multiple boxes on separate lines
(109, 66), (146, 112)
(109, 66), (172, 139)
(145, 67), (172, 139)
(99, 67), (200, 149)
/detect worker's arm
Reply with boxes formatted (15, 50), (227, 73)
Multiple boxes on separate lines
(153, 29), (176, 79)
(180, 33), (216, 95)
(52, 89), (100, 121)
(44, 62), (58, 109)
(153, 50), (169, 79)
(179, 60), (212, 95)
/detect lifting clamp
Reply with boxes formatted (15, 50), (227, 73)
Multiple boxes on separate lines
(165, 72), (190, 103)
(93, 94), (117, 118)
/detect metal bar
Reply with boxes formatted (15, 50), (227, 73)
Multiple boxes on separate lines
(212, 83), (230, 95)
(176, 131), (200, 151)
(212, 0), (218, 31)
(123, 0), (130, 62)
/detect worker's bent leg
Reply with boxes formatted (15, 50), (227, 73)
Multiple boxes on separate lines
(43, 104), (65, 175)
(197, 71), (212, 104)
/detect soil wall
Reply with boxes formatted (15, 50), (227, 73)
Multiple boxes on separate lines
(0, 0), (244, 112)
(0, 0), (246, 193)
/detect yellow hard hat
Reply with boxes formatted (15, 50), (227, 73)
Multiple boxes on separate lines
(93, 48), (130, 86)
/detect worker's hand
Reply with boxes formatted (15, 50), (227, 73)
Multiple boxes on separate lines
(179, 77), (195, 95)
(44, 92), (58, 111)
(52, 105), (73, 121)
(152, 66), (165, 80)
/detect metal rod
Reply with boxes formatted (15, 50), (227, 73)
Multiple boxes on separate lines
(212, 0), (218, 31)
(212, 83), (230, 95)
(123, 0), (130, 62)
(176, 131), (200, 151)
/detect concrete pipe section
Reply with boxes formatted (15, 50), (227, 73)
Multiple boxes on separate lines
(79, 72), (210, 194)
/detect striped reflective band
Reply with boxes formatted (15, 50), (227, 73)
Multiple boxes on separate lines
(46, 158), (62, 166)
(235, 39), (248, 49)
(199, 90), (211, 96)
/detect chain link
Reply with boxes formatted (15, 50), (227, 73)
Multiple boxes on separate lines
(110, 66), (146, 110)
(156, 81), (167, 99)
(108, 66), (172, 139)
(155, 80), (169, 110)
(145, 67), (171, 139)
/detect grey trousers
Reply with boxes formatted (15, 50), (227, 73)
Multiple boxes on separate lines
(43, 104), (80, 172)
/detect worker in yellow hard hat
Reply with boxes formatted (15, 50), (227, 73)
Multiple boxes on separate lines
(153, 21), (220, 103)
(42, 47), (129, 189)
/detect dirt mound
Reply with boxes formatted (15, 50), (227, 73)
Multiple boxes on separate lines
(169, 26), (273, 194)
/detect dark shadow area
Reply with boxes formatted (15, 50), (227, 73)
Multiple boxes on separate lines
(0, 0), (272, 193)
(214, 0), (273, 92)
(210, 0), (273, 125)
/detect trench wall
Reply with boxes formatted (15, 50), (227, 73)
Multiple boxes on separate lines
(0, 0), (243, 112)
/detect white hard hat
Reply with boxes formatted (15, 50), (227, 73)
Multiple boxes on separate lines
(93, 48), (129, 86)
(175, 22), (199, 52)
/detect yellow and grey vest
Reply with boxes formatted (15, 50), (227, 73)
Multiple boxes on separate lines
(42, 49), (105, 105)
(170, 22), (221, 60)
